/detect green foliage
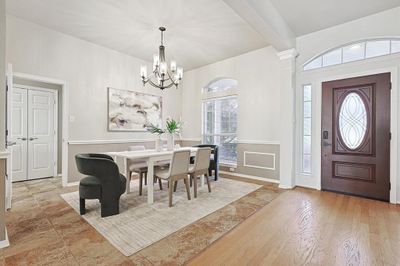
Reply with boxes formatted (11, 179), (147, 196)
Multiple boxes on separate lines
(145, 123), (165, 135)
(146, 118), (183, 135)
(166, 118), (182, 134)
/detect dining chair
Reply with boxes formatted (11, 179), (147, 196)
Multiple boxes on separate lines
(76, 153), (126, 217)
(192, 144), (219, 181)
(127, 146), (162, 195)
(154, 149), (191, 207)
(189, 147), (212, 198)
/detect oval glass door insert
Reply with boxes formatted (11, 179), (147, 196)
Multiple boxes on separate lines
(338, 92), (368, 149)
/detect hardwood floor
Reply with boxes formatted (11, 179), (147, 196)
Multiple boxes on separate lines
(188, 188), (400, 266)
(2, 176), (400, 265)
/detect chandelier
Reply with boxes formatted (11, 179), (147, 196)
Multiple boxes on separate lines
(140, 27), (183, 90)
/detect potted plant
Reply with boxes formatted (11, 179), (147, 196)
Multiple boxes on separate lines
(165, 118), (183, 151)
(146, 123), (165, 152)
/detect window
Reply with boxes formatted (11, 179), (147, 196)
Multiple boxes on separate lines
(203, 78), (238, 93)
(303, 38), (400, 71)
(302, 85), (312, 173)
(202, 79), (238, 164)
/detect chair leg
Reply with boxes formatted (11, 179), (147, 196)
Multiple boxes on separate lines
(190, 176), (193, 187)
(139, 173), (143, 196)
(168, 179), (173, 207)
(192, 173), (197, 198)
(206, 172), (211, 193)
(126, 171), (132, 194)
(144, 172), (147, 185)
(174, 181), (178, 192)
(214, 167), (219, 181)
(79, 198), (85, 215)
(101, 198), (120, 217)
(183, 177), (191, 201)
(158, 178), (163, 190)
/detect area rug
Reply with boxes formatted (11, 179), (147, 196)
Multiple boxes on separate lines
(61, 178), (261, 256)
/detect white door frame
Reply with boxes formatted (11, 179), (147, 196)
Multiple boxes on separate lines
(13, 84), (58, 177)
(296, 65), (399, 204)
(8, 66), (69, 187)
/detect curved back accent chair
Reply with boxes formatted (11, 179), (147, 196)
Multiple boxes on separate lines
(192, 144), (219, 181)
(75, 153), (126, 217)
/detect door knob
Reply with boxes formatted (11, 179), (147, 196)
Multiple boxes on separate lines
(29, 137), (38, 141)
(6, 141), (16, 146)
(17, 137), (27, 141)
(322, 141), (331, 147)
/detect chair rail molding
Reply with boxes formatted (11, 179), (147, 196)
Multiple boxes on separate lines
(237, 140), (280, 145)
(68, 139), (161, 145)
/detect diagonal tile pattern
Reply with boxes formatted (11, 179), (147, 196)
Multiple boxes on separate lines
(3, 175), (282, 265)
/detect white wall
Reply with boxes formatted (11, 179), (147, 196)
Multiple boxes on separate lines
(295, 7), (400, 203)
(6, 15), (182, 142)
(0, 0), (5, 151)
(181, 46), (281, 142)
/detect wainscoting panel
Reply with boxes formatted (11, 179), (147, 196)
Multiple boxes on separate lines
(243, 151), (276, 170)
(237, 143), (280, 181)
(67, 140), (157, 183)
(180, 140), (280, 181)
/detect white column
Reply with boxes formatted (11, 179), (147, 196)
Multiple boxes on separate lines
(277, 49), (297, 189)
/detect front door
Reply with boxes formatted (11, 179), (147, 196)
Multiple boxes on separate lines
(321, 73), (391, 201)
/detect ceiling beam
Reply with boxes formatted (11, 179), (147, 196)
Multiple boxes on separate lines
(223, 0), (295, 51)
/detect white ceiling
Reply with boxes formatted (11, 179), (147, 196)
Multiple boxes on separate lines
(6, 0), (400, 69)
(6, 0), (268, 70)
(269, 0), (400, 36)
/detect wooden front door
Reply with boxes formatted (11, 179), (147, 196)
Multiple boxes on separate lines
(321, 73), (391, 201)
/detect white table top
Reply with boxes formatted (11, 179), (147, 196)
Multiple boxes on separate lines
(106, 147), (198, 160)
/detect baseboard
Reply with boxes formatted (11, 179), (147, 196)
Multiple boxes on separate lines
(220, 171), (280, 184)
(66, 181), (79, 187)
(278, 184), (296, 189)
(0, 231), (9, 249)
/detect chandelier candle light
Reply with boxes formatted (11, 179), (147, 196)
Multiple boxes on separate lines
(140, 27), (183, 90)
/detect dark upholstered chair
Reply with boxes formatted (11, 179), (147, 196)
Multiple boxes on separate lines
(75, 153), (126, 217)
(192, 144), (219, 181)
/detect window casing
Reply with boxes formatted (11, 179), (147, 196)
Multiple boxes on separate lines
(302, 85), (312, 174)
(202, 79), (238, 164)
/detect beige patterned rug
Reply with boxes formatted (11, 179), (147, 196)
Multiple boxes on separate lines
(61, 178), (261, 256)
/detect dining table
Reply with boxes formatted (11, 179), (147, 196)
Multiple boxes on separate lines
(107, 147), (200, 204)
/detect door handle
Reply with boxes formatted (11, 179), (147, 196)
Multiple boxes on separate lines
(322, 141), (331, 147)
(17, 137), (27, 141)
(29, 137), (38, 141)
(6, 141), (16, 146)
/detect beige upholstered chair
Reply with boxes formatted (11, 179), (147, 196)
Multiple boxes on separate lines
(154, 149), (191, 207)
(189, 148), (212, 198)
(127, 146), (162, 195)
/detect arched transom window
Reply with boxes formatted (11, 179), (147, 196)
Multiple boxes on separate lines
(304, 38), (400, 71)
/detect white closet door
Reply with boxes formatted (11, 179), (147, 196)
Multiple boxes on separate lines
(10, 88), (28, 182)
(27, 90), (55, 179)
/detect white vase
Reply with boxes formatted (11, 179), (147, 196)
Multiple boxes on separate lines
(155, 137), (162, 152)
(167, 133), (174, 151)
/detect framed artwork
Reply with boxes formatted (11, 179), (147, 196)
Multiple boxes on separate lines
(107, 87), (162, 131)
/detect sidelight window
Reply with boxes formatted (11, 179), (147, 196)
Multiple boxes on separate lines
(302, 85), (312, 173)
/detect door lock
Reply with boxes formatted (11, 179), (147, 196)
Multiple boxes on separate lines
(323, 131), (329, 139)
